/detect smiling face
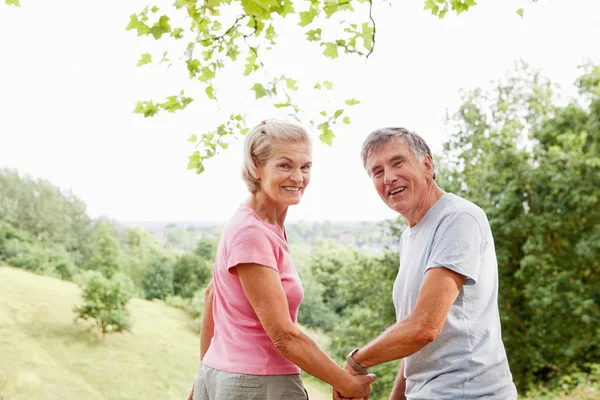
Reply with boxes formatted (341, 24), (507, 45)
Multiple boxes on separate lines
(365, 137), (435, 221)
(256, 140), (312, 208)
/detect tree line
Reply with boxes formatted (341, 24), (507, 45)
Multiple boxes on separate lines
(1, 62), (598, 398)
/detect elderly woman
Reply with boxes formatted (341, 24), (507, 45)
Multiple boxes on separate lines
(189, 119), (375, 400)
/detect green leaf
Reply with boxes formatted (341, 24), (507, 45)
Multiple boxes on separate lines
(285, 78), (298, 91)
(151, 5), (159, 13)
(251, 83), (268, 99)
(125, 14), (150, 36)
(188, 134), (198, 143)
(244, 51), (258, 76)
(278, 0), (295, 16)
(199, 66), (215, 82)
(324, 81), (333, 90)
(241, 0), (269, 18)
(423, 0), (440, 15)
(345, 98), (360, 106)
(361, 23), (374, 52)
(5, 0), (21, 6)
(306, 28), (322, 42)
(334, 109), (344, 118)
(299, 7), (318, 27)
(137, 53), (152, 67)
(318, 123), (335, 146)
(320, 110), (327, 116)
(322, 43), (339, 59)
(148, 15), (171, 39)
(314, 82), (322, 90)
(343, 116), (351, 124)
(205, 86), (216, 100)
(219, 142), (229, 150)
(516, 8), (524, 17)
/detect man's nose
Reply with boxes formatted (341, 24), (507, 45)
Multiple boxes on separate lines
(383, 169), (397, 185)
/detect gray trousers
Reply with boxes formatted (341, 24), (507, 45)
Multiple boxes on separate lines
(193, 365), (309, 400)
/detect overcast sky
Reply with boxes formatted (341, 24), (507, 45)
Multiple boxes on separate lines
(1, 0), (599, 223)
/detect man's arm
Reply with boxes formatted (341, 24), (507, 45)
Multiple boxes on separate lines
(388, 360), (406, 400)
(350, 267), (466, 368)
(200, 279), (215, 360)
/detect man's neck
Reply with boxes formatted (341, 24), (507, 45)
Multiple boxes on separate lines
(404, 184), (445, 228)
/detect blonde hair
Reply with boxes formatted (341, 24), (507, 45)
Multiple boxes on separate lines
(242, 119), (312, 194)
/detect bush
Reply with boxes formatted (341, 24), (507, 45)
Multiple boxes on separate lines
(172, 254), (212, 299)
(2, 238), (77, 280)
(141, 257), (174, 300)
(74, 271), (133, 336)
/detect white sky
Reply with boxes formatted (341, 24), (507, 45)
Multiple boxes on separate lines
(0, 0), (599, 222)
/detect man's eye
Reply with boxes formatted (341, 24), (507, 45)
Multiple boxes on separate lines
(301, 165), (311, 170)
(394, 161), (403, 167)
(373, 171), (382, 177)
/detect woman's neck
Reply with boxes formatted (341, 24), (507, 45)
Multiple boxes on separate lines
(246, 192), (288, 228)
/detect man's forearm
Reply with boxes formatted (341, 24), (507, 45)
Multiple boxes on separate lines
(352, 314), (436, 368)
(388, 360), (406, 400)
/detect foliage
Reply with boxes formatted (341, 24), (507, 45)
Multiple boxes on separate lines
(83, 218), (123, 279)
(74, 271), (133, 336)
(438, 62), (600, 390)
(194, 234), (220, 261)
(124, 0), (488, 174)
(0, 168), (91, 259)
(122, 226), (166, 292)
(524, 363), (600, 400)
(141, 256), (175, 300)
(172, 253), (213, 298)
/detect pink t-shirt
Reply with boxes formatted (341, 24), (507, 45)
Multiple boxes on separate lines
(202, 206), (304, 375)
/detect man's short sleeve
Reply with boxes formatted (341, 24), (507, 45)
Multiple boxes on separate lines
(425, 212), (486, 285)
(226, 224), (279, 275)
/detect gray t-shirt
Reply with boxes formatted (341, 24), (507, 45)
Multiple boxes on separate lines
(393, 193), (517, 399)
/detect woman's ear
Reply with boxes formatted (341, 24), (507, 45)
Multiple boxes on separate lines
(252, 156), (261, 181)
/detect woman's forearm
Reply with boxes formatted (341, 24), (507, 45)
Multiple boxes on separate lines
(271, 326), (354, 393)
(200, 281), (215, 360)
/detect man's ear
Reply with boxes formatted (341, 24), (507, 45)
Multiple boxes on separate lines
(424, 155), (435, 179)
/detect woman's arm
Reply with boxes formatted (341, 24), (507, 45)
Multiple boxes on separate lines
(200, 280), (215, 360)
(237, 263), (376, 399)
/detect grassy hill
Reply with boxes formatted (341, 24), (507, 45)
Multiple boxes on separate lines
(0, 267), (330, 400)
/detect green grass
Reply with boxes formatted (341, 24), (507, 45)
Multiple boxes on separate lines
(0, 266), (332, 400)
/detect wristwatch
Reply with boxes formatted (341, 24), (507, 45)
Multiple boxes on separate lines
(346, 348), (368, 374)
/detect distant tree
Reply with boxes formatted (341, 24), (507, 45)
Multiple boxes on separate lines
(194, 235), (219, 262)
(123, 227), (165, 291)
(172, 253), (212, 298)
(74, 271), (133, 337)
(83, 218), (123, 279)
(141, 256), (175, 300)
(438, 62), (600, 389)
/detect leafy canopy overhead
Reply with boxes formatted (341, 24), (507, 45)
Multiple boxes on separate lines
(123, 0), (493, 173)
(5, 0), (533, 173)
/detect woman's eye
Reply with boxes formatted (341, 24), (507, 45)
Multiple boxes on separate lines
(280, 164), (290, 169)
(301, 165), (311, 170)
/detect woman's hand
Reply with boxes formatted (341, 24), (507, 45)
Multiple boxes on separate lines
(333, 372), (376, 400)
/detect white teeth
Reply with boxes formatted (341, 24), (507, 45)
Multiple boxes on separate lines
(391, 187), (405, 195)
(283, 187), (301, 192)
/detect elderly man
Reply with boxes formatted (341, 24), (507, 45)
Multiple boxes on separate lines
(339, 128), (517, 399)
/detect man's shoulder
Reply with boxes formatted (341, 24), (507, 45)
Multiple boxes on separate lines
(441, 193), (488, 221)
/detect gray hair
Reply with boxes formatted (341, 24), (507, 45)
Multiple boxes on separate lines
(242, 119), (312, 194)
(360, 127), (436, 179)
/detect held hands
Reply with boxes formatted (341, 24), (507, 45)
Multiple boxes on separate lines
(332, 364), (376, 400)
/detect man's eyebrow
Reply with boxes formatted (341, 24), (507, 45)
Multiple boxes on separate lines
(389, 154), (407, 164)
